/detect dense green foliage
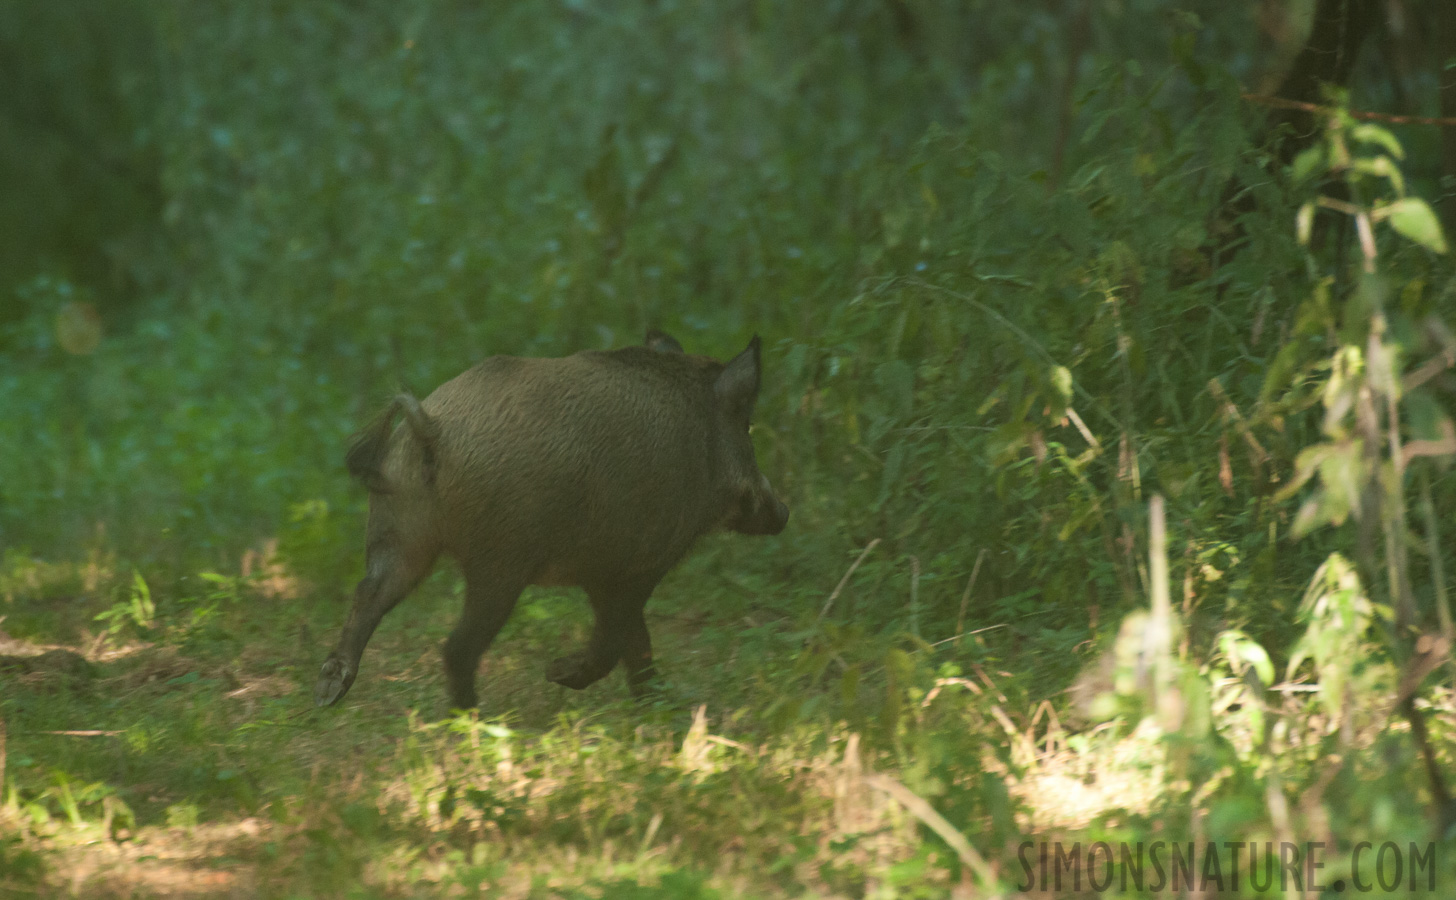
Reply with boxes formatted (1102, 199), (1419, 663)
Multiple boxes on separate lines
(0, 1), (1319, 669)
(3, 1), (1455, 896)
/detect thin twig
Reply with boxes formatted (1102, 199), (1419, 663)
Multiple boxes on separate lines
(1242, 92), (1456, 128)
(1028, 699), (1064, 757)
(1207, 379), (1270, 465)
(972, 663), (1009, 705)
(921, 677), (984, 707)
(817, 539), (881, 623)
(955, 549), (989, 648)
(908, 556), (921, 639)
(931, 623), (1008, 649)
(704, 734), (752, 753)
(1373, 316), (1414, 627)
(1398, 687), (1456, 834)
(1315, 195), (1362, 217)
(864, 773), (1002, 894)
(1065, 406), (1100, 449)
(1149, 495), (1177, 729)
(1418, 470), (1455, 646)
(1355, 212), (1377, 274)
(27, 730), (122, 737)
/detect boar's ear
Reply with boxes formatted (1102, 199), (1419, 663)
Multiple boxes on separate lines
(645, 329), (684, 354)
(715, 335), (762, 421)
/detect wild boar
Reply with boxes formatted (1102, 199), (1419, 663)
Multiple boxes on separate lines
(314, 330), (789, 710)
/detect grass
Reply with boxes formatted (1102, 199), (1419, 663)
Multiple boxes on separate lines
(0, 541), (1001, 897)
(5, 527), (1454, 898)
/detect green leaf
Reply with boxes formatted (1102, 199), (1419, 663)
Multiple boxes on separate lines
(1350, 123), (1404, 160)
(1350, 156), (1404, 196)
(1049, 364), (1073, 409)
(1383, 198), (1448, 254)
(1296, 202), (1315, 246)
(1288, 554), (1376, 723)
(1313, 442), (1362, 523)
(1274, 444), (1330, 502)
(1218, 630), (1274, 686)
(1291, 145), (1325, 184)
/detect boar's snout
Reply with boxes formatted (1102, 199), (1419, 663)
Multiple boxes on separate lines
(728, 475), (790, 536)
(757, 494), (791, 535)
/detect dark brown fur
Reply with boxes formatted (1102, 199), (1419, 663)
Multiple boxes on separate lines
(315, 331), (788, 710)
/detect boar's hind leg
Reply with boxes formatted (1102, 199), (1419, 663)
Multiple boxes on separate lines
(546, 580), (658, 696)
(315, 541), (438, 707)
(442, 566), (524, 711)
(618, 603), (659, 698)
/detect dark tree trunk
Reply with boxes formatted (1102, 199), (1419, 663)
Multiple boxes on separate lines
(1048, 0), (1093, 193)
(1261, 0), (1384, 164)
(1438, 1), (1456, 230)
(1210, 0), (1382, 267)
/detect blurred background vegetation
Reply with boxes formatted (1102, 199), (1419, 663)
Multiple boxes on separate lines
(3, 0), (1456, 895)
(6, 0), (1453, 678)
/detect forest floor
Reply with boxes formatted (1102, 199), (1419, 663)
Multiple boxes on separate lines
(0, 548), (1039, 898)
(3, 545), (1452, 898)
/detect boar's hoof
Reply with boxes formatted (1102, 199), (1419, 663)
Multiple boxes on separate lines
(545, 652), (597, 690)
(314, 656), (355, 707)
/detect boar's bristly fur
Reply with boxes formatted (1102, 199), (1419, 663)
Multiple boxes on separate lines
(315, 330), (789, 712)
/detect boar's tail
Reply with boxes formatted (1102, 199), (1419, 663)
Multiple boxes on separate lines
(345, 393), (442, 493)
(396, 394), (442, 487)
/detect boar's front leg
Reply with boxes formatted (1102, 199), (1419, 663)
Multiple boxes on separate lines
(316, 541), (437, 707)
(546, 579), (659, 697)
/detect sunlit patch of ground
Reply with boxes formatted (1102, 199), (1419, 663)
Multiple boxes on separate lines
(239, 539), (301, 602)
(0, 617), (156, 671)
(1005, 683), (1456, 834)
(34, 817), (271, 899)
(326, 715), (943, 899)
(0, 549), (117, 607)
(223, 674), (296, 702)
(10, 713), (948, 898)
(1010, 717), (1167, 831)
